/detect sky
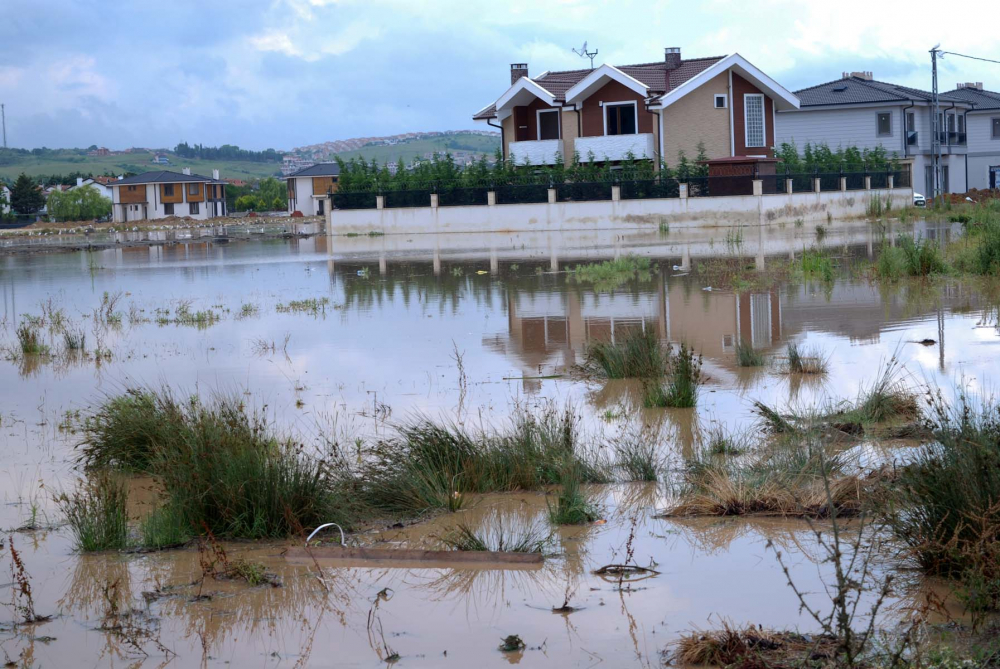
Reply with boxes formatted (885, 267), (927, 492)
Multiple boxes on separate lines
(3, 0), (1000, 152)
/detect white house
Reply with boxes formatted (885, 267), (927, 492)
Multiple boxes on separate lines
(942, 83), (1000, 190)
(775, 72), (973, 196)
(285, 163), (339, 216)
(1, 184), (10, 215)
(69, 177), (113, 200)
(110, 169), (227, 223)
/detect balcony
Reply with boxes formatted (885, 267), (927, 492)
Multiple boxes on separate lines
(949, 131), (967, 146)
(509, 139), (563, 166)
(574, 133), (656, 162)
(906, 130), (918, 146)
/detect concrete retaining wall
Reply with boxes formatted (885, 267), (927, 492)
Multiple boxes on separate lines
(326, 187), (912, 236)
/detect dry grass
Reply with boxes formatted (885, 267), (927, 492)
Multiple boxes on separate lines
(672, 622), (838, 667)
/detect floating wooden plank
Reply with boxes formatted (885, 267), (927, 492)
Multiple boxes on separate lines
(284, 546), (543, 570)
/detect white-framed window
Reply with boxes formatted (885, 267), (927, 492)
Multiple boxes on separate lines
(537, 109), (560, 141)
(604, 101), (638, 136)
(744, 94), (765, 148)
(163, 184), (174, 197)
(714, 94), (727, 109)
(992, 118), (1000, 139)
(189, 202), (199, 215)
(877, 112), (892, 136)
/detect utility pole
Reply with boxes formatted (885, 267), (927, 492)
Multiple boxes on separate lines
(930, 46), (942, 203)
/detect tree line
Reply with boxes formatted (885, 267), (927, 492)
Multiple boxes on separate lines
(173, 143), (282, 163)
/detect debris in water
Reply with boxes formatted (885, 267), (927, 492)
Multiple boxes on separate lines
(499, 634), (526, 652)
(911, 338), (937, 346)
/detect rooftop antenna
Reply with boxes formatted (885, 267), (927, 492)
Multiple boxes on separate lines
(572, 41), (598, 70)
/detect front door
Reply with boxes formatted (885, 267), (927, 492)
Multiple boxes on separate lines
(317, 199), (325, 216)
(990, 166), (1000, 189)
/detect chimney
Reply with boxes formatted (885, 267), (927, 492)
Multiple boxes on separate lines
(212, 169), (220, 180)
(76, 177), (83, 187)
(843, 71), (873, 81)
(664, 47), (681, 70)
(182, 167), (191, 175)
(957, 82), (984, 90)
(510, 63), (528, 85)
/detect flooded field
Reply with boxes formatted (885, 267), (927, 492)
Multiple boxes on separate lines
(0, 218), (995, 667)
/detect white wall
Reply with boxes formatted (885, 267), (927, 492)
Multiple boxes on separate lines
(289, 177), (317, 216)
(776, 106), (907, 154)
(1, 185), (9, 214)
(911, 154), (968, 195)
(327, 187), (912, 236)
(965, 113), (1000, 190)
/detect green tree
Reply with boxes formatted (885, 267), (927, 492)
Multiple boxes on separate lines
(235, 195), (263, 212)
(46, 185), (112, 221)
(271, 196), (284, 211)
(10, 173), (45, 215)
(256, 177), (286, 207)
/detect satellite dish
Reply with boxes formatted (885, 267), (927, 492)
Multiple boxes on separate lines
(572, 41), (598, 69)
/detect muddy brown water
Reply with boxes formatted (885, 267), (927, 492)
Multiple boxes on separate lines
(0, 218), (992, 666)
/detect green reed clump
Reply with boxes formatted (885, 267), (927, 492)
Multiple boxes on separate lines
(16, 320), (48, 355)
(78, 387), (348, 539)
(548, 463), (599, 525)
(892, 388), (1000, 596)
(785, 342), (828, 375)
(734, 339), (765, 367)
(139, 501), (190, 550)
(63, 329), (86, 352)
(585, 327), (665, 379)
(439, 511), (549, 553)
(876, 235), (946, 280)
(643, 343), (702, 408)
(568, 255), (652, 292)
(57, 473), (130, 552)
(359, 405), (609, 516)
(799, 248), (834, 281)
(614, 439), (661, 482)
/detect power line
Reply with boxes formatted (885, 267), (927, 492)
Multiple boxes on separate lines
(940, 51), (1000, 66)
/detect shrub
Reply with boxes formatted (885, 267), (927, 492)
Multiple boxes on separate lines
(548, 463), (599, 525)
(734, 339), (765, 367)
(57, 473), (130, 552)
(644, 343), (702, 408)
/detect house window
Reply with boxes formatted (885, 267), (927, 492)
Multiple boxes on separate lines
(188, 183), (199, 196)
(906, 112), (915, 132)
(605, 102), (637, 136)
(714, 94), (727, 109)
(189, 202), (199, 215)
(164, 203), (174, 215)
(958, 115), (966, 133)
(993, 118), (1000, 139)
(537, 109), (560, 140)
(877, 112), (892, 136)
(128, 185), (137, 192)
(164, 184), (174, 197)
(744, 94), (765, 148)
(947, 114), (956, 132)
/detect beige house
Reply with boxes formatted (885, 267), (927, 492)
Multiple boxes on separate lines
(473, 49), (799, 169)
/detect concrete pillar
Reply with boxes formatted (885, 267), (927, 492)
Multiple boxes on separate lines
(490, 251), (499, 275)
(786, 179), (793, 195)
(752, 179), (763, 196)
(679, 183), (689, 199)
(433, 250), (441, 276)
(550, 251), (558, 272)
(430, 193), (439, 208)
(864, 176), (872, 190)
(611, 185), (621, 202)
(755, 252), (766, 271)
(839, 177), (847, 192)
(379, 254), (387, 276)
(888, 175), (894, 189)
(547, 188), (556, 204)
(325, 200), (333, 235)
(487, 191), (497, 206)
(813, 178), (821, 194)
(680, 245), (691, 272)
(376, 195), (385, 210)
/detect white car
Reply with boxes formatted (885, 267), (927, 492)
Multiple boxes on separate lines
(913, 192), (926, 207)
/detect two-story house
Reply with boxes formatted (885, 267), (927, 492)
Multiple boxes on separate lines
(941, 83), (1000, 190)
(285, 163), (340, 216)
(775, 72), (974, 196)
(472, 48), (799, 169)
(110, 169), (227, 223)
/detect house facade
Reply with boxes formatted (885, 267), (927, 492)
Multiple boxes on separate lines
(0, 184), (9, 215)
(775, 73), (973, 195)
(110, 169), (227, 223)
(70, 177), (113, 200)
(285, 163), (340, 216)
(473, 49), (799, 168)
(942, 84), (1000, 190)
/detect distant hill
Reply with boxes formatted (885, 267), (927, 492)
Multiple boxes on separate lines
(293, 130), (499, 159)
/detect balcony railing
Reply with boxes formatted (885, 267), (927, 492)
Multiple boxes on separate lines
(906, 130), (918, 146)
(574, 133), (656, 162)
(949, 131), (967, 146)
(509, 139), (563, 166)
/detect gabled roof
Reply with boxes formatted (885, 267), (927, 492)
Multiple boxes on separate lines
(795, 76), (971, 107)
(284, 162), (341, 179)
(472, 54), (726, 120)
(563, 64), (648, 104)
(112, 171), (226, 186)
(653, 53), (799, 111)
(943, 86), (1000, 110)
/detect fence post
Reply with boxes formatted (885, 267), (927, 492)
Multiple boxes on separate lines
(679, 183), (689, 200)
(376, 195), (385, 210)
(547, 187), (557, 204)
(864, 176), (872, 190)
(752, 179), (763, 196)
(840, 176), (847, 192)
(430, 193), (439, 208)
(611, 185), (621, 202)
(813, 177), (821, 194)
(487, 191), (497, 206)
(786, 178), (793, 195)
(887, 175), (894, 190)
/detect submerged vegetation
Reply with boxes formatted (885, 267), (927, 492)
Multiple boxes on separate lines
(643, 343), (702, 409)
(585, 327), (664, 379)
(439, 510), (549, 553)
(568, 255), (652, 292)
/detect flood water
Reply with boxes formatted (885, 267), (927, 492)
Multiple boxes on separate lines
(0, 218), (993, 667)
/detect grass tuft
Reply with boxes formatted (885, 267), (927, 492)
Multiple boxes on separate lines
(584, 327), (664, 379)
(57, 473), (130, 552)
(439, 510), (549, 553)
(734, 339), (765, 367)
(643, 343), (702, 408)
(548, 462), (599, 525)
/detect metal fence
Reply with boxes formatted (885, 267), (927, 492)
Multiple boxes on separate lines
(438, 186), (488, 207)
(495, 182), (549, 205)
(620, 178), (680, 200)
(557, 181), (612, 202)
